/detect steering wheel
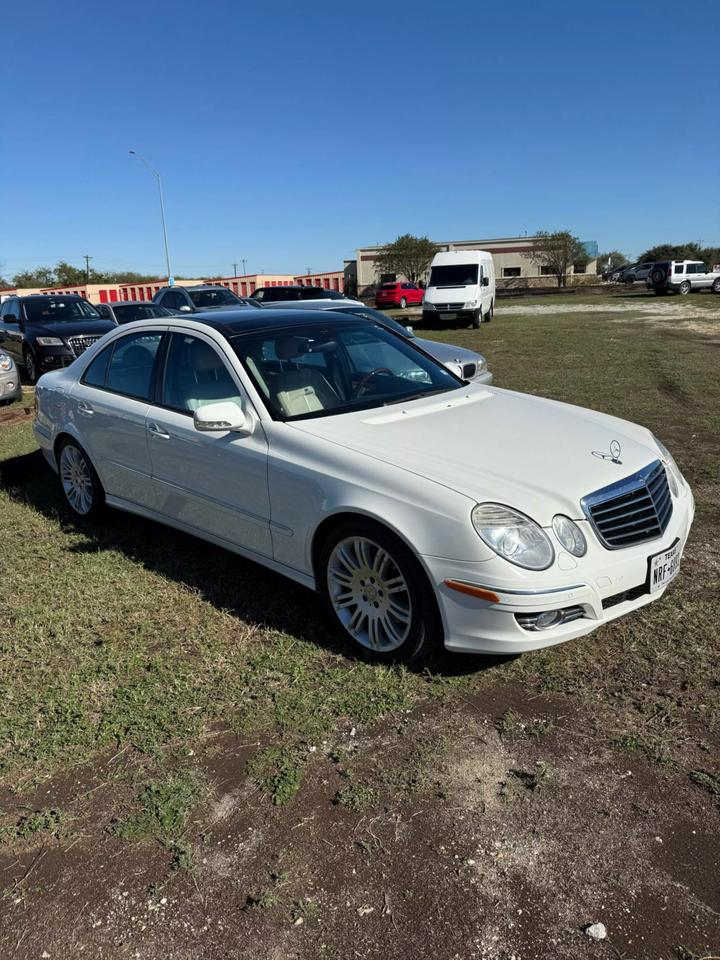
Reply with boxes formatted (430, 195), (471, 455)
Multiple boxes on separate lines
(353, 367), (393, 396)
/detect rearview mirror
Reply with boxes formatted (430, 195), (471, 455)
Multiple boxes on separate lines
(482, 276), (490, 287)
(405, 325), (414, 335)
(193, 401), (250, 433)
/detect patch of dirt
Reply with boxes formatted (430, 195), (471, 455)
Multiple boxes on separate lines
(1, 692), (718, 960)
(500, 298), (720, 326)
(0, 405), (33, 426)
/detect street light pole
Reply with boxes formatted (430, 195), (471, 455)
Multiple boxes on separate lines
(129, 150), (172, 282)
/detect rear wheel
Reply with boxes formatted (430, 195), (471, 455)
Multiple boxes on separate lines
(679, 280), (691, 295)
(57, 439), (105, 519)
(319, 519), (442, 664)
(484, 301), (494, 322)
(399, 297), (408, 309)
(23, 347), (38, 384)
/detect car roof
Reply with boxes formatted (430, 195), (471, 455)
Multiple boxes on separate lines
(109, 300), (166, 307)
(256, 285), (323, 291)
(157, 284), (231, 292)
(18, 293), (87, 301)
(188, 308), (375, 337)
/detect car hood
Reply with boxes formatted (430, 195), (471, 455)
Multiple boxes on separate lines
(30, 319), (115, 339)
(414, 337), (482, 366)
(290, 385), (661, 525)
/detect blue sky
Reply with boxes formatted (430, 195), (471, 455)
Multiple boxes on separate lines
(2, 0), (718, 279)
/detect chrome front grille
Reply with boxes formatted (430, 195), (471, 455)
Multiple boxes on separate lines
(68, 335), (102, 357)
(582, 460), (672, 550)
(435, 302), (464, 311)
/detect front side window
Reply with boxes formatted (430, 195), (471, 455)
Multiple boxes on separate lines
(188, 288), (241, 308)
(232, 321), (460, 421)
(105, 332), (163, 400)
(428, 264), (479, 287)
(23, 297), (100, 323)
(162, 333), (242, 413)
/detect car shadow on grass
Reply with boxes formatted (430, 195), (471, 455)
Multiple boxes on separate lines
(0, 448), (508, 678)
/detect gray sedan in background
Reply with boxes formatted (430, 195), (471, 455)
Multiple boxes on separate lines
(95, 301), (177, 324)
(0, 351), (22, 404)
(263, 300), (493, 383)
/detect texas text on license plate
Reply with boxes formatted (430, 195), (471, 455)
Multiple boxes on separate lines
(648, 539), (681, 593)
(440, 312), (457, 320)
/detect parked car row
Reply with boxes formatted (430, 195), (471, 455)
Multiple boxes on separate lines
(604, 259), (720, 294)
(32, 306), (694, 663)
(0, 283), (493, 386)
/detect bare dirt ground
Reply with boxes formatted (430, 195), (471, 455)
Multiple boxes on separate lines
(2, 689), (718, 960)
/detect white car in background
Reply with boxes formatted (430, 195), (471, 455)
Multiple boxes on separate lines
(260, 299), (492, 383)
(33, 311), (693, 663)
(0, 351), (22, 404)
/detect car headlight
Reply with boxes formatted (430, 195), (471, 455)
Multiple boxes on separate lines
(464, 300), (479, 309)
(552, 515), (587, 557)
(652, 434), (683, 495)
(476, 357), (487, 373)
(35, 337), (64, 346)
(0, 354), (13, 371)
(471, 503), (555, 570)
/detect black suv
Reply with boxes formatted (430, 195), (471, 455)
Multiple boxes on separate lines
(0, 295), (115, 383)
(153, 284), (258, 313)
(251, 285), (347, 303)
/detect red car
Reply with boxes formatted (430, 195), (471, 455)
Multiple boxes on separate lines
(375, 281), (424, 309)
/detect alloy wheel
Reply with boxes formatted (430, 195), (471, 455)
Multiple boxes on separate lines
(25, 351), (37, 383)
(326, 536), (412, 652)
(60, 444), (93, 515)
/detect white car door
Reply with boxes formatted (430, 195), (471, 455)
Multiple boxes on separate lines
(145, 330), (272, 557)
(70, 330), (164, 507)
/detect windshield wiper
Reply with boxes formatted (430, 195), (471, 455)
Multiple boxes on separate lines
(383, 388), (453, 406)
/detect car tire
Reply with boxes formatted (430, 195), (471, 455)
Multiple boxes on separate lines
(319, 519), (443, 665)
(23, 347), (38, 384)
(679, 280), (691, 295)
(625, 276), (635, 284)
(484, 301), (494, 322)
(399, 297), (408, 309)
(471, 310), (481, 329)
(57, 438), (105, 520)
(712, 279), (720, 294)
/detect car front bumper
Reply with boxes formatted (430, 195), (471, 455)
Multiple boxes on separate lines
(422, 487), (694, 654)
(0, 372), (22, 402)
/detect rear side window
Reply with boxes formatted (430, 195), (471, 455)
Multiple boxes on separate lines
(82, 344), (113, 387)
(674, 264), (684, 273)
(105, 332), (163, 400)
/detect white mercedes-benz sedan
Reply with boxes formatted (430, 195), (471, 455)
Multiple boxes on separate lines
(33, 310), (694, 663)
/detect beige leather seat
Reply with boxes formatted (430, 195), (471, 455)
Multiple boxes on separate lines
(272, 337), (340, 416)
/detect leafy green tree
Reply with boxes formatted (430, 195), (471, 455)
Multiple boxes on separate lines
(527, 231), (589, 287)
(375, 234), (440, 284)
(597, 250), (628, 271)
(11, 266), (56, 288)
(638, 242), (720, 268)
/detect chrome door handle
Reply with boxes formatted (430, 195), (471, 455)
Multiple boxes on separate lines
(77, 401), (94, 416)
(148, 422), (170, 439)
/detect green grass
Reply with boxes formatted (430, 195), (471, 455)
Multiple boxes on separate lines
(1, 289), (719, 805)
(0, 808), (63, 844)
(110, 771), (201, 840)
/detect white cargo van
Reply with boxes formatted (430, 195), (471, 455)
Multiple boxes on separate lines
(422, 250), (495, 328)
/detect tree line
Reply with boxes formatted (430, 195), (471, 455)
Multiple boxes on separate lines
(1, 261), (162, 289)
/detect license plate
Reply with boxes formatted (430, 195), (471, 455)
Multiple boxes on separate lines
(648, 540), (681, 593)
(440, 312), (457, 320)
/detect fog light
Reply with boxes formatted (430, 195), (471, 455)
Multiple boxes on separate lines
(535, 610), (563, 630)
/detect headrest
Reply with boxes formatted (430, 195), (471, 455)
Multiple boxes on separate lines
(192, 342), (223, 371)
(276, 336), (310, 360)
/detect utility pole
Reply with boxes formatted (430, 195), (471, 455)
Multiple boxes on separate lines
(83, 255), (92, 284)
(241, 258), (247, 275)
(232, 263), (239, 277)
(129, 150), (173, 282)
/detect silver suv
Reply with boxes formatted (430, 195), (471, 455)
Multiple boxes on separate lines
(648, 260), (720, 295)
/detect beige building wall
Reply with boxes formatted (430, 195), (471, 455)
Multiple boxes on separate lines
(356, 236), (598, 291)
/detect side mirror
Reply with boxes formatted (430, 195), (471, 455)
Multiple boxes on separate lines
(193, 400), (251, 434)
(482, 276), (490, 287)
(405, 325), (414, 335)
(443, 360), (464, 379)
(179, 304), (193, 313)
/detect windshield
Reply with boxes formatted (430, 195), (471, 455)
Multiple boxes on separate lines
(23, 298), (101, 323)
(232, 321), (460, 421)
(114, 304), (173, 322)
(189, 288), (241, 307)
(335, 306), (414, 338)
(428, 264), (479, 287)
